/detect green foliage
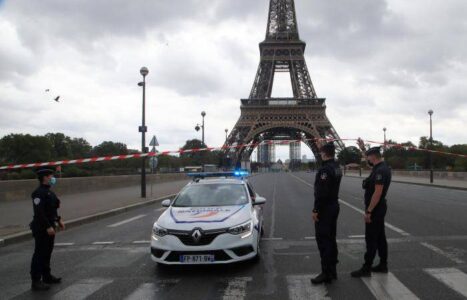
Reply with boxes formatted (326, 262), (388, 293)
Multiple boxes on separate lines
(338, 146), (362, 165)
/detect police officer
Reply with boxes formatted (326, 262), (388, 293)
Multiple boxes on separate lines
(311, 142), (342, 284)
(351, 145), (391, 277)
(30, 167), (65, 291)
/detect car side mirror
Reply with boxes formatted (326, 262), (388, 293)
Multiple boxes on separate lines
(161, 199), (171, 207)
(254, 196), (266, 205)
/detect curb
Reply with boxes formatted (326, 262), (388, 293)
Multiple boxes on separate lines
(344, 175), (467, 191)
(0, 193), (177, 247)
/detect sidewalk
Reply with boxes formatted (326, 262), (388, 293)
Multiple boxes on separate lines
(0, 179), (188, 239)
(345, 172), (467, 190)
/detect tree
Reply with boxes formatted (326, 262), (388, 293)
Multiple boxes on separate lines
(92, 141), (128, 156)
(70, 138), (92, 158)
(0, 134), (52, 164)
(338, 146), (362, 165)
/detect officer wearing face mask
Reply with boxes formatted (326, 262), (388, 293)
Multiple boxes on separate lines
(351, 142), (392, 278)
(311, 142), (342, 284)
(30, 167), (65, 291)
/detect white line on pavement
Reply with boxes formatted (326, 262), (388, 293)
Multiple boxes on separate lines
(92, 241), (115, 245)
(51, 278), (113, 300)
(304, 236), (316, 240)
(0, 239), (4, 245)
(222, 277), (252, 300)
(288, 173), (411, 237)
(132, 240), (151, 244)
(107, 214), (147, 228)
(420, 242), (465, 264)
(286, 275), (330, 300)
(349, 235), (366, 238)
(55, 242), (75, 246)
(425, 268), (467, 297)
(262, 237), (283, 241)
(155, 207), (165, 212)
(362, 272), (420, 300)
(269, 174), (278, 238)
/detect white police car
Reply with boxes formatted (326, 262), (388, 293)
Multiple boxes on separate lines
(151, 171), (265, 265)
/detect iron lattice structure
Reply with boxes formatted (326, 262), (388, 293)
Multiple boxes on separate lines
(226, 0), (344, 166)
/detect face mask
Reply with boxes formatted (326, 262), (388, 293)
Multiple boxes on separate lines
(48, 177), (57, 186)
(367, 160), (374, 167)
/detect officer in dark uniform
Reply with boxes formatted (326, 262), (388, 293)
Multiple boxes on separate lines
(351, 146), (392, 277)
(30, 167), (64, 291)
(311, 142), (343, 284)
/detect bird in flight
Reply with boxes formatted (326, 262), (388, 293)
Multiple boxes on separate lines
(54, 96), (60, 102)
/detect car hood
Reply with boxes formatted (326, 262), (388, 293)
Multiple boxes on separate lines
(157, 204), (251, 230)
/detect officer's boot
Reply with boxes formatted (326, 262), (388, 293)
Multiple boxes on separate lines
(43, 274), (62, 284)
(350, 264), (371, 278)
(31, 280), (50, 291)
(371, 262), (388, 273)
(330, 265), (338, 280)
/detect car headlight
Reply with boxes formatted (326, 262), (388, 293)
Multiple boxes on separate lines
(152, 224), (168, 239)
(228, 221), (252, 238)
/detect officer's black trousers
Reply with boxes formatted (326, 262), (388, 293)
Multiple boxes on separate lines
(364, 204), (388, 266)
(315, 204), (340, 273)
(30, 230), (55, 281)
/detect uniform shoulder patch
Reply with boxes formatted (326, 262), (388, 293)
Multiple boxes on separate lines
(376, 174), (383, 180)
(33, 198), (41, 205)
(320, 172), (328, 180)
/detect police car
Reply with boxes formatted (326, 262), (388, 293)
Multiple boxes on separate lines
(151, 171), (265, 265)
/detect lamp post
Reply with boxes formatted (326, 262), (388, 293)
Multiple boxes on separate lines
(428, 109), (434, 183)
(225, 129), (228, 141)
(138, 67), (149, 198)
(383, 127), (387, 153)
(201, 111), (206, 145)
(195, 111), (206, 145)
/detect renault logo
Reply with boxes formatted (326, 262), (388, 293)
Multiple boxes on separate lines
(191, 228), (203, 243)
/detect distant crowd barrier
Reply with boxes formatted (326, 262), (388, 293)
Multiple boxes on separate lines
(0, 173), (188, 202)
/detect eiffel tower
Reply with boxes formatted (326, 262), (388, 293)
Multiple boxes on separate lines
(225, 0), (344, 167)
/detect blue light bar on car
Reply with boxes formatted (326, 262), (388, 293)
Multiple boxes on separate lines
(187, 171), (250, 179)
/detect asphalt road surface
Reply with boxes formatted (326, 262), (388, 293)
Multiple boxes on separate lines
(1, 172), (467, 300)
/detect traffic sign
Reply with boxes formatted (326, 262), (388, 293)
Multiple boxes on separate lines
(150, 135), (159, 146)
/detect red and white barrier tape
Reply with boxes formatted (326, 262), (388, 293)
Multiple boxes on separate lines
(0, 138), (465, 170)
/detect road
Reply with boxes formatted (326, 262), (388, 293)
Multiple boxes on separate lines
(1, 172), (467, 299)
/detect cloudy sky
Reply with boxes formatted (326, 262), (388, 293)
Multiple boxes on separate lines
(0, 0), (466, 161)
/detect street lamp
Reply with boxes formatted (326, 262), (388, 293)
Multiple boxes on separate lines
(428, 109), (434, 183)
(138, 66), (149, 198)
(383, 127), (387, 153)
(225, 128), (229, 141)
(195, 111), (207, 145)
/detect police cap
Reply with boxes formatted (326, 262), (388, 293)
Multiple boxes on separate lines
(320, 142), (336, 156)
(36, 167), (55, 178)
(365, 146), (381, 156)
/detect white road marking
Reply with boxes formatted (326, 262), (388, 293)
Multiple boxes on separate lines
(304, 236), (316, 240)
(55, 242), (75, 246)
(107, 214), (147, 227)
(92, 241), (115, 245)
(132, 240), (151, 244)
(0, 238), (4, 245)
(420, 242), (465, 264)
(289, 173), (411, 237)
(349, 235), (366, 238)
(124, 280), (179, 299)
(362, 272), (419, 300)
(155, 207), (165, 212)
(269, 174), (278, 238)
(286, 275), (330, 300)
(262, 237), (283, 241)
(222, 277), (252, 300)
(51, 278), (113, 299)
(425, 268), (467, 297)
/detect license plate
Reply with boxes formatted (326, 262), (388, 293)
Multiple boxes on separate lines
(180, 254), (215, 263)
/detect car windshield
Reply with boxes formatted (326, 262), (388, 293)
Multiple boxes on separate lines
(172, 183), (248, 207)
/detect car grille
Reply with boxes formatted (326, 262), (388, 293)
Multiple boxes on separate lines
(165, 250), (231, 262)
(167, 228), (227, 246)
